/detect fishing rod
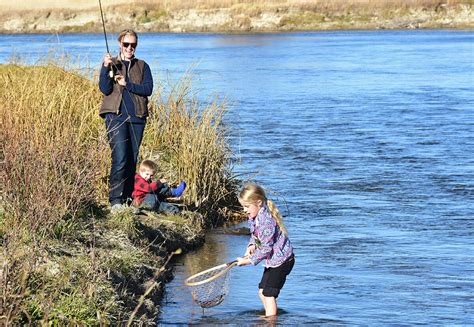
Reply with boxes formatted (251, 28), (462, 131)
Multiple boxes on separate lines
(98, 0), (114, 78)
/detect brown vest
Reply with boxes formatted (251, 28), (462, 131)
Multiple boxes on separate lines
(99, 57), (148, 118)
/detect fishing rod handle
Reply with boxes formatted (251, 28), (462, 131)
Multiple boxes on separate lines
(108, 64), (114, 79)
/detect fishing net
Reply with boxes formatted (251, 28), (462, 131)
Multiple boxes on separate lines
(184, 261), (236, 308)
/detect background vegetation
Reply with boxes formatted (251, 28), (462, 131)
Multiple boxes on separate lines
(0, 60), (238, 324)
(0, 0), (472, 33)
(1, 0), (470, 11)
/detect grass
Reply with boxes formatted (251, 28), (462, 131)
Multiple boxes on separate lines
(143, 73), (238, 225)
(0, 58), (237, 324)
(0, 63), (107, 242)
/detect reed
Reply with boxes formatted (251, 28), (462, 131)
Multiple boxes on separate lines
(0, 63), (108, 239)
(142, 71), (238, 225)
(0, 62), (108, 323)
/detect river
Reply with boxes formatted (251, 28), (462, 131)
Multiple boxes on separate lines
(1, 30), (473, 325)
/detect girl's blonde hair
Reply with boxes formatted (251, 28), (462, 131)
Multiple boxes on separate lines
(117, 29), (138, 43)
(239, 183), (288, 236)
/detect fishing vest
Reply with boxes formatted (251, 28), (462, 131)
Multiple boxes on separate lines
(99, 56), (148, 118)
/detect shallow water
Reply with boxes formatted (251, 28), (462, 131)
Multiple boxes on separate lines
(2, 30), (473, 325)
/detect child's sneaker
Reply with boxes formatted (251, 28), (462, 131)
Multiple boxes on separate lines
(171, 181), (186, 197)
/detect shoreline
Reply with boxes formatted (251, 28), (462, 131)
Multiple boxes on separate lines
(2, 26), (474, 36)
(0, 4), (472, 34)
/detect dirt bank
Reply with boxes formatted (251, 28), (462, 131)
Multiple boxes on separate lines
(0, 2), (472, 33)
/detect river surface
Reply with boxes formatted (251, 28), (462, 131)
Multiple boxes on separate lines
(1, 30), (473, 325)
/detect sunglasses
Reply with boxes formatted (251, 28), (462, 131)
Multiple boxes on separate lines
(122, 42), (137, 48)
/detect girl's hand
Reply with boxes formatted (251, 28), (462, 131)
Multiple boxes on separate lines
(236, 257), (250, 266)
(245, 244), (255, 257)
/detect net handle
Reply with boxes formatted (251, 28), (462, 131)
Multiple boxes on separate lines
(184, 260), (238, 287)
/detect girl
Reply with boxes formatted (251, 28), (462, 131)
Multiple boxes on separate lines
(236, 183), (295, 317)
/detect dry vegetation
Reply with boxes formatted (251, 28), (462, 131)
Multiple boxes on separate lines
(0, 58), (238, 324)
(0, 0), (471, 33)
(144, 74), (237, 224)
(0, 0), (469, 11)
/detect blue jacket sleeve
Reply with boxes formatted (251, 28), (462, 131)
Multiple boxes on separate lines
(99, 65), (114, 95)
(125, 62), (153, 96)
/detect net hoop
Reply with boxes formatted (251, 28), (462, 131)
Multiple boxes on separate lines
(184, 261), (237, 287)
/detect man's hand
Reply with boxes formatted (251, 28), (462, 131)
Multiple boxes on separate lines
(103, 53), (112, 67)
(114, 74), (126, 87)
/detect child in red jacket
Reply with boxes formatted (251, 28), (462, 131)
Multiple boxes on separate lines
(132, 160), (186, 214)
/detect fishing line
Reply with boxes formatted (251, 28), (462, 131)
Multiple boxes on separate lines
(98, 0), (110, 55)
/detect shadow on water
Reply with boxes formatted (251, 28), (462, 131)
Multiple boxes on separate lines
(161, 308), (340, 326)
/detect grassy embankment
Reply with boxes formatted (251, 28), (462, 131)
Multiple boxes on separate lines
(0, 59), (239, 324)
(0, 0), (472, 33)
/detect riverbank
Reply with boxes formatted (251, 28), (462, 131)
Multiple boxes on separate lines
(0, 62), (241, 324)
(0, 1), (472, 33)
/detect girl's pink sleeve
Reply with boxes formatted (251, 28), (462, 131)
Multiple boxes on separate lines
(248, 237), (256, 248)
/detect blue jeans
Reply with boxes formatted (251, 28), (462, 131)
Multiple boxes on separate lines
(141, 193), (180, 214)
(105, 116), (145, 205)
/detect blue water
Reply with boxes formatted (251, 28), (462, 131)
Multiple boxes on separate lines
(2, 30), (473, 325)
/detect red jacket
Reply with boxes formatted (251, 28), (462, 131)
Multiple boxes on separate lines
(132, 174), (161, 205)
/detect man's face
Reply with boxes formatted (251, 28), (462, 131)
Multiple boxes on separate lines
(120, 34), (137, 60)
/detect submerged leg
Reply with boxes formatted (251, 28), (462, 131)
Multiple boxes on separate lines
(258, 288), (267, 312)
(263, 296), (277, 317)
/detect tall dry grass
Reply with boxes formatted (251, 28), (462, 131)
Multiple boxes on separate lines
(0, 61), (236, 234)
(0, 59), (237, 323)
(0, 62), (108, 323)
(0, 64), (107, 239)
(143, 73), (238, 225)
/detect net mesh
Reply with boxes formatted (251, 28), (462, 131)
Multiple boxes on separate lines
(185, 263), (233, 308)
